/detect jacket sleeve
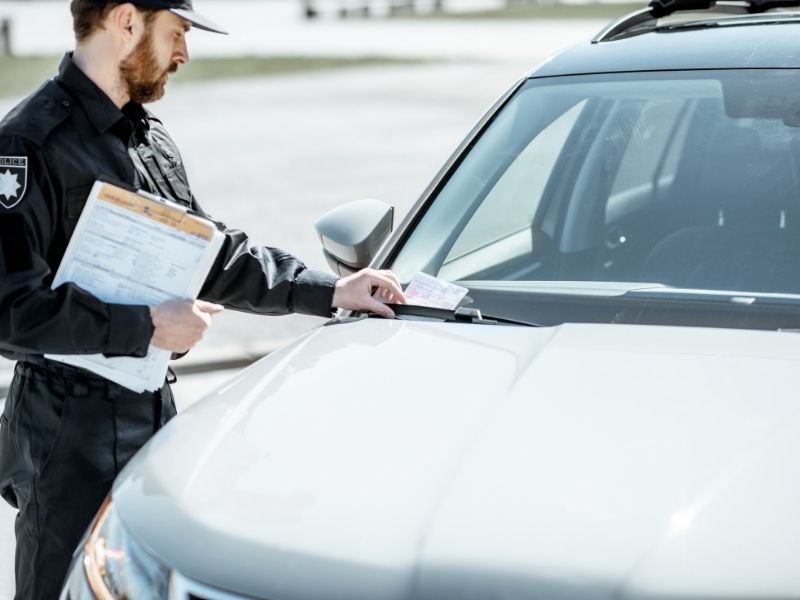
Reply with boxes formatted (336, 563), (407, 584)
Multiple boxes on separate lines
(192, 206), (339, 318)
(197, 224), (339, 318)
(0, 135), (153, 357)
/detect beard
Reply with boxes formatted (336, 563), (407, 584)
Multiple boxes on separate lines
(120, 31), (178, 104)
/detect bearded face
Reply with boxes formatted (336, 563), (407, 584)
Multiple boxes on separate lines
(120, 28), (178, 105)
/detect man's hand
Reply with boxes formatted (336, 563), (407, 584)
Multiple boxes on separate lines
(332, 269), (406, 319)
(149, 299), (224, 353)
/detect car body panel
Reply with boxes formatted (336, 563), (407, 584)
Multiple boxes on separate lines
(113, 319), (800, 599)
(531, 22), (800, 77)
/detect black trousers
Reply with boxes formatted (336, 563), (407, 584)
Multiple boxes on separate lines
(0, 360), (177, 600)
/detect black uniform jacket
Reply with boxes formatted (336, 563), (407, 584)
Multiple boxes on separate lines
(0, 54), (338, 363)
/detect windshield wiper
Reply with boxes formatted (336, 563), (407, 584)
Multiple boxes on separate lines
(622, 288), (800, 307)
(614, 288), (800, 331)
(377, 303), (541, 327)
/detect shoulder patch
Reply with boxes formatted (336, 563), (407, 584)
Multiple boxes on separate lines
(0, 156), (28, 209)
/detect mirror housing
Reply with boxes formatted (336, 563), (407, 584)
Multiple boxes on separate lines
(314, 199), (394, 276)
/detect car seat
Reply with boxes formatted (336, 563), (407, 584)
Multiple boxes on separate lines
(641, 124), (800, 293)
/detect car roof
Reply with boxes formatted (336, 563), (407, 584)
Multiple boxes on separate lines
(530, 18), (800, 78)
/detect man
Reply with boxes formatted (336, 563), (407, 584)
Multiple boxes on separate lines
(0, 1), (405, 597)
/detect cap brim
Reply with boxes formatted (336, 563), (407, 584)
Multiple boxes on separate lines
(170, 8), (228, 35)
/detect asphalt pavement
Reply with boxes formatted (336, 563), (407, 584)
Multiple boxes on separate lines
(0, 8), (604, 392)
(0, 0), (601, 59)
(0, 58), (539, 394)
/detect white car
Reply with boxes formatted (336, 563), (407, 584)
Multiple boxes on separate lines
(63, 0), (800, 598)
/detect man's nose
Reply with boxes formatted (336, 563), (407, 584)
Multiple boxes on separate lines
(174, 38), (189, 65)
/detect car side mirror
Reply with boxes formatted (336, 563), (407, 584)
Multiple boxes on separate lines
(314, 199), (394, 276)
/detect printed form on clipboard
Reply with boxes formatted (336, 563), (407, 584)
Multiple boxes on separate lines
(45, 180), (224, 393)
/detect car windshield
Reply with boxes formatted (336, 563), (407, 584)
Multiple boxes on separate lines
(388, 70), (800, 329)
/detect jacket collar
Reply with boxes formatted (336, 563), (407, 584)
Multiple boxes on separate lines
(56, 53), (149, 136)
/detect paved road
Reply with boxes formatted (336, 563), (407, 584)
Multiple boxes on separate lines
(0, 0), (601, 59)
(0, 58), (549, 385)
(0, 14), (604, 382)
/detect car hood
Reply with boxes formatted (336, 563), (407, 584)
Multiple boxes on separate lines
(114, 319), (800, 599)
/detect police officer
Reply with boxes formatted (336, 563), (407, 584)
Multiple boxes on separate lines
(0, 1), (405, 597)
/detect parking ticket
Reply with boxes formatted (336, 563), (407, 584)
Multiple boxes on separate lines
(404, 272), (468, 310)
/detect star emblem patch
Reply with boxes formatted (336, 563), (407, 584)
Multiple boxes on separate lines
(0, 157), (27, 209)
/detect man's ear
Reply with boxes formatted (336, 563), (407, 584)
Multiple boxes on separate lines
(107, 3), (142, 49)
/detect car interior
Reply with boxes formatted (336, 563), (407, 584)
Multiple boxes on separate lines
(431, 73), (800, 296)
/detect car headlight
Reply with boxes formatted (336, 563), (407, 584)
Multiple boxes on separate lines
(65, 497), (169, 600)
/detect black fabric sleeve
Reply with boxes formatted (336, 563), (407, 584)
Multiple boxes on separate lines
(0, 136), (153, 357)
(194, 212), (339, 318)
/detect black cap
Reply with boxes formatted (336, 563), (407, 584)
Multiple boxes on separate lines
(124, 0), (228, 34)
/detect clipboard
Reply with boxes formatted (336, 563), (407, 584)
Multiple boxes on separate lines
(45, 179), (225, 393)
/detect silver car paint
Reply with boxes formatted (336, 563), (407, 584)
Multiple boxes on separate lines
(114, 319), (800, 599)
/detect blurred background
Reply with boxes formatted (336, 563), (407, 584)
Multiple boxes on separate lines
(0, 0), (639, 594)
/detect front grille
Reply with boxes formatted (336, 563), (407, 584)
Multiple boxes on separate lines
(170, 572), (267, 600)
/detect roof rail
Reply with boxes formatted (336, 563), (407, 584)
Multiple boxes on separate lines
(593, 0), (800, 42)
(651, 0), (715, 17)
(749, 0), (800, 11)
(592, 6), (659, 41)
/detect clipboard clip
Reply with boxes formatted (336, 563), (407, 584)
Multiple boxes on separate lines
(137, 189), (188, 212)
(137, 189), (188, 224)
(95, 176), (195, 227)
(137, 188), (171, 205)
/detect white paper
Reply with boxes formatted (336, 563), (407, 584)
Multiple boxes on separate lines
(404, 272), (468, 310)
(45, 181), (224, 392)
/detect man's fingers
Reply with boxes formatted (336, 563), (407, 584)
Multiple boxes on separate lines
(365, 297), (396, 319)
(369, 273), (406, 303)
(198, 311), (213, 328)
(380, 269), (403, 290)
(196, 300), (225, 314)
(331, 268), (406, 313)
(150, 298), (217, 353)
